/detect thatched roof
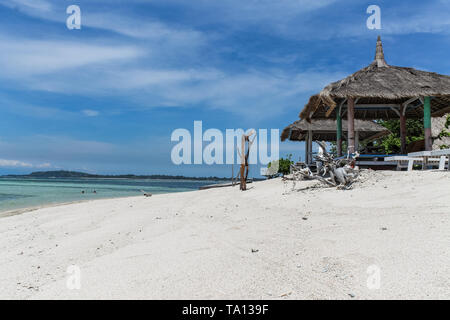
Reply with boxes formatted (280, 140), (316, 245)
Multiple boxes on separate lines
(281, 119), (390, 142)
(300, 36), (450, 121)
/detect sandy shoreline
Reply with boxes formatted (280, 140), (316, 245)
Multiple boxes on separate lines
(0, 170), (449, 299)
(0, 195), (143, 219)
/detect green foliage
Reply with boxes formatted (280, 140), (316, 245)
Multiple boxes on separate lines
(376, 119), (424, 154)
(268, 154), (293, 176)
(438, 114), (450, 139)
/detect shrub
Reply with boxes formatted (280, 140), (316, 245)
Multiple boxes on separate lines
(267, 154), (293, 176)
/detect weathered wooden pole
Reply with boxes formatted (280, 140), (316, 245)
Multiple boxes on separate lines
(347, 97), (355, 154)
(240, 135), (246, 190)
(423, 96), (432, 151)
(239, 130), (256, 191)
(336, 111), (342, 156)
(307, 129), (313, 164)
(304, 132), (309, 163)
(400, 107), (407, 154)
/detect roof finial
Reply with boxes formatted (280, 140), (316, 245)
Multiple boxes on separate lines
(374, 35), (388, 67)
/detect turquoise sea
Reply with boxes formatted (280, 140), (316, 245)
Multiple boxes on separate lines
(0, 178), (220, 213)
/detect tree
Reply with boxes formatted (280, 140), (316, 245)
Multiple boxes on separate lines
(437, 114), (450, 149)
(376, 119), (424, 154)
(267, 154), (293, 176)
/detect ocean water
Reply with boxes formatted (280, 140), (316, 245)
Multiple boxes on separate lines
(0, 178), (221, 213)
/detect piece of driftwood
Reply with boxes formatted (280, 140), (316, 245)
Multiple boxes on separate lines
(290, 141), (359, 190)
(239, 130), (256, 191)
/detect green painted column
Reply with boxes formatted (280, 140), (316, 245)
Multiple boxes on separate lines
(336, 111), (342, 156)
(347, 97), (355, 154)
(424, 96), (432, 151)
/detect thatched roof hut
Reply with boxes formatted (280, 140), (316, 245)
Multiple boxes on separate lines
(281, 119), (390, 142)
(298, 36), (450, 153)
(300, 36), (450, 121)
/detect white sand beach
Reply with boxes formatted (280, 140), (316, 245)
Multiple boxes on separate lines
(0, 170), (449, 300)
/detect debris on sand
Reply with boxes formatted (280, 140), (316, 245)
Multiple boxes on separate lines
(288, 141), (359, 190)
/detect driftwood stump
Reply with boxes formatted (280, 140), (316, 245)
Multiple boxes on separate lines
(239, 130), (256, 191)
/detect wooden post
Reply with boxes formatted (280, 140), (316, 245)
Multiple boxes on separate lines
(307, 129), (313, 164)
(304, 132), (309, 163)
(400, 107), (407, 154)
(239, 130), (256, 191)
(240, 135), (246, 190)
(337, 111), (342, 156)
(424, 96), (432, 151)
(347, 97), (355, 154)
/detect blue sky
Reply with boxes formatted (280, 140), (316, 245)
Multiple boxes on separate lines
(0, 0), (449, 177)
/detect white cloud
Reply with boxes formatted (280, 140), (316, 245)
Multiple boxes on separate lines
(0, 135), (117, 168)
(0, 37), (143, 77)
(0, 134), (172, 172)
(82, 109), (100, 117)
(0, 159), (51, 168)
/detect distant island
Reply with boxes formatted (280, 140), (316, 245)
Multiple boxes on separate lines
(0, 170), (236, 181)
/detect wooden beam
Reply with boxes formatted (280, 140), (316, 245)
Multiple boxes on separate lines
(347, 97), (355, 154)
(354, 104), (401, 109)
(390, 106), (401, 117)
(326, 98), (347, 118)
(402, 97), (419, 115)
(432, 106), (450, 117)
(325, 104), (336, 118)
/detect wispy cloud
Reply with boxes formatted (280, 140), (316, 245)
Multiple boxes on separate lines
(0, 36), (143, 77)
(82, 109), (100, 117)
(1, 0), (53, 12)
